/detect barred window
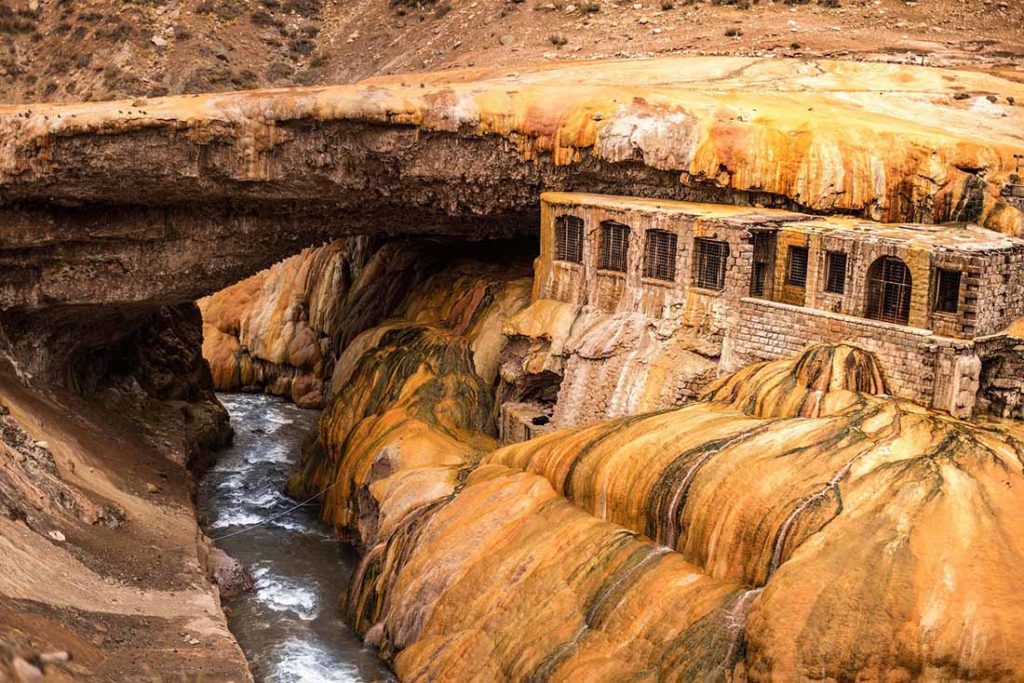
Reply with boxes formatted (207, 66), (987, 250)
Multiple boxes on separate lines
(824, 251), (847, 294)
(787, 245), (809, 287)
(599, 221), (630, 272)
(933, 268), (961, 313)
(749, 231), (775, 297)
(554, 215), (584, 263)
(643, 230), (678, 281)
(693, 238), (730, 291)
(866, 256), (912, 325)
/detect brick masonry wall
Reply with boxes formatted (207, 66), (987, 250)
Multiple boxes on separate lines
(972, 248), (1024, 336)
(535, 195), (1024, 417)
(722, 297), (978, 414)
(535, 200), (755, 339)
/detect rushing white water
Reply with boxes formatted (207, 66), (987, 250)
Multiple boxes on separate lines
(198, 394), (394, 683)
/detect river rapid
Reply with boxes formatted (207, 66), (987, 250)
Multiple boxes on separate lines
(197, 393), (393, 683)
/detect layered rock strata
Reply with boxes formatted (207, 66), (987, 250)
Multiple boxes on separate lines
(3, 58), (1023, 366)
(343, 344), (1024, 680)
(286, 259), (532, 538)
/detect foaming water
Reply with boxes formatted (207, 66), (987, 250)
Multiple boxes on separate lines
(198, 394), (393, 683)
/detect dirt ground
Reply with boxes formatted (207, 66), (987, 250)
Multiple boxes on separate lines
(0, 0), (1021, 104)
(0, 364), (251, 682)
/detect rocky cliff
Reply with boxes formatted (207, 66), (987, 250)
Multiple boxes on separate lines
(0, 308), (250, 681)
(283, 255), (532, 535)
(4, 56), (1023, 389)
(3, 58), (1024, 376)
(200, 238), (374, 408)
(200, 239), (534, 408)
(338, 343), (1024, 680)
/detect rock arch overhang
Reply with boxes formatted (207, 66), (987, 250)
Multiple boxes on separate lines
(1, 56), (1023, 378)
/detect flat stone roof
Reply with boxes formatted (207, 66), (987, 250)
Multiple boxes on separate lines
(542, 192), (1024, 253)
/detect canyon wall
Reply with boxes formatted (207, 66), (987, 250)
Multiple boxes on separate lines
(285, 255), (533, 538)
(342, 343), (1024, 680)
(200, 237), (383, 408)
(200, 239), (534, 409)
(0, 306), (251, 680)
(4, 55), (1024, 680)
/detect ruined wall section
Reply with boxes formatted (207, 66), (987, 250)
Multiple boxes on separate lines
(974, 332), (1024, 419)
(535, 197), (783, 345)
(722, 298), (980, 417)
(971, 248), (1024, 336)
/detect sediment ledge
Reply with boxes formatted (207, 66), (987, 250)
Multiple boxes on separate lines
(2, 57), (1024, 318)
(1, 57), (1022, 230)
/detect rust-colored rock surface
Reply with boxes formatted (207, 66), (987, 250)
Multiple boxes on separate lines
(287, 259), (531, 538)
(2, 57), (1023, 334)
(199, 239), (367, 408)
(347, 344), (1024, 680)
(200, 240), (533, 408)
(2, 56), (1022, 228)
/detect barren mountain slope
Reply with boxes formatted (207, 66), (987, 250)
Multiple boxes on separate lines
(1, 0), (1022, 104)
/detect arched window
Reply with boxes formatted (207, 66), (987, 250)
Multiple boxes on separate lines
(865, 256), (912, 325)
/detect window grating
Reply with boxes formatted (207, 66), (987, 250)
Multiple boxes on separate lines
(787, 245), (809, 287)
(693, 238), (730, 291)
(643, 230), (678, 281)
(554, 215), (584, 263)
(824, 251), (847, 294)
(599, 221), (630, 272)
(749, 232), (775, 297)
(866, 256), (912, 325)
(934, 268), (961, 314)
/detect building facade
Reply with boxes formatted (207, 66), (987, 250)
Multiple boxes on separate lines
(535, 192), (1024, 418)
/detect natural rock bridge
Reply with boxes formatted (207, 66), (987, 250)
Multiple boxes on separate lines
(1, 56), (1023, 377)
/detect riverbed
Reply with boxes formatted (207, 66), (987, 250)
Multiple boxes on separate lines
(197, 393), (393, 683)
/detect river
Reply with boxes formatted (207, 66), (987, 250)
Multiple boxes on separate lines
(197, 393), (394, 683)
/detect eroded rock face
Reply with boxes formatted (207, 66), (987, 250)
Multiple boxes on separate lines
(2, 57), (1023, 356)
(0, 361), (250, 681)
(285, 259), (532, 539)
(500, 299), (719, 429)
(200, 238), (372, 408)
(200, 239), (534, 410)
(346, 344), (1024, 680)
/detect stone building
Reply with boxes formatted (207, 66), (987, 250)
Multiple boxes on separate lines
(534, 192), (1024, 418)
